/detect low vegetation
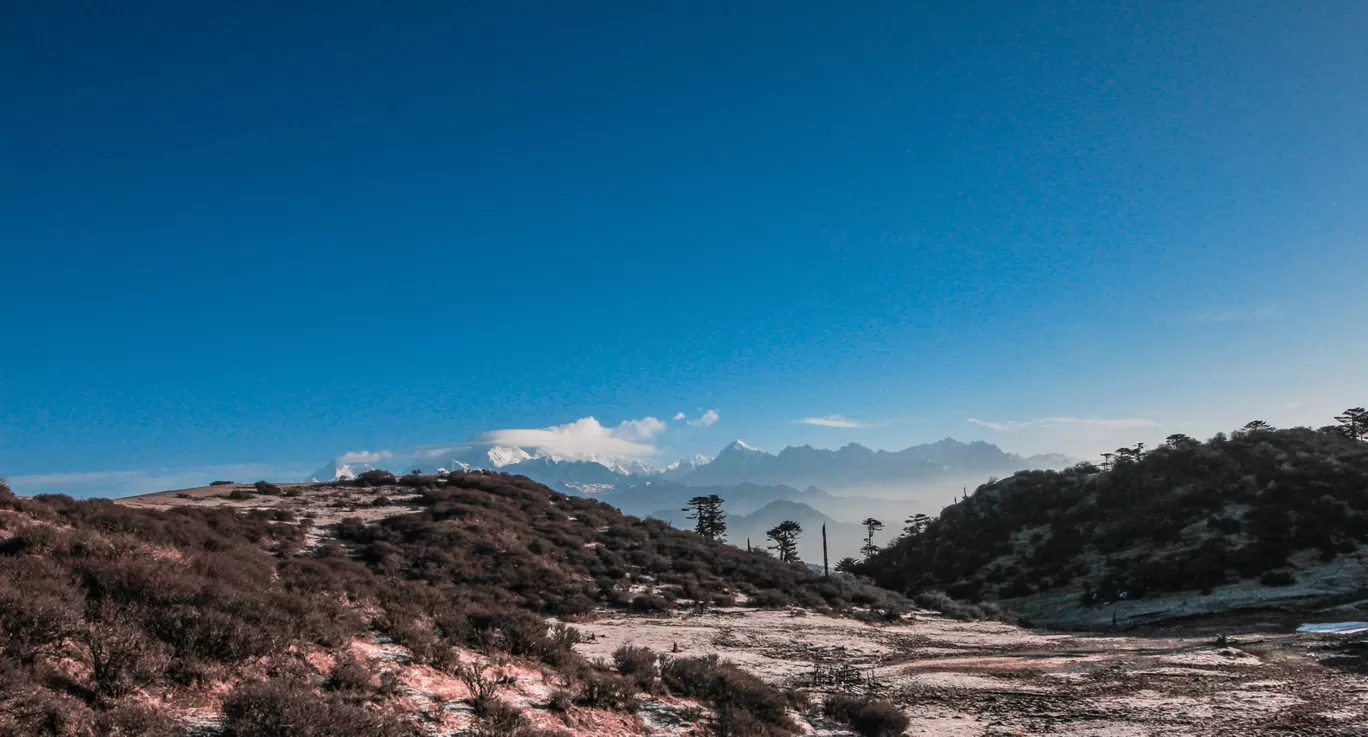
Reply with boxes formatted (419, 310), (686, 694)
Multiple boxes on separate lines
(0, 470), (903, 734)
(822, 694), (911, 737)
(855, 413), (1368, 609)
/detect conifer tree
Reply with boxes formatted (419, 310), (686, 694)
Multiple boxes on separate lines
(766, 520), (802, 563)
(860, 518), (884, 558)
(903, 513), (931, 537)
(682, 495), (727, 541)
(1336, 407), (1367, 442)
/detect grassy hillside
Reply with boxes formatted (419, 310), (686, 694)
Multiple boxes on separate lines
(0, 471), (904, 736)
(854, 422), (1368, 618)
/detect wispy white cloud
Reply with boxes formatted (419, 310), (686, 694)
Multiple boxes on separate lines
(613, 416), (668, 442)
(673, 412), (687, 421)
(794, 414), (866, 428)
(338, 450), (392, 463)
(687, 409), (720, 427)
(478, 416), (668, 460)
(968, 416), (1161, 432)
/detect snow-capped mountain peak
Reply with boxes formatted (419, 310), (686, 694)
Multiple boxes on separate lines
(485, 446), (534, 467)
(663, 455), (713, 472)
(725, 440), (765, 453)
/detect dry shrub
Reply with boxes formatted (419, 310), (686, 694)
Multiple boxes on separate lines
(573, 669), (638, 713)
(84, 604), (172, 698)
(661, 655), (796, 735)
(821, 694), (909, 737)
(0, 680), (95, 737)
(469, 698), (527, 737)
(222, 678), (416, 737)
(326, 653), (373, 692)
(457, 662), (513, 715)
(94, 700), (178, 737)
(0, 558), (84, 662)
(612, 645), (659, 693)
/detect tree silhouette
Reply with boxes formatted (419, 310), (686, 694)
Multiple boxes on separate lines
(766, 520), (802, 563)
(682, 495), (727, 541)
(1165, 434), (1192, 448)
(1336, 407), (1367, 442)
(1242, 420), (1272, 433)
(903, 513), (931, 537)
(860, 518), (884, 558)
(1100, 452), (1114, 471)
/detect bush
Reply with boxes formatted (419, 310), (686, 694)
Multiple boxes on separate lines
(0, 682), (95, 737)
(574, 670), (638, 712)
(458, 663), (512, 715)
(822, 694), (909, 737)
(222, 679), (415, 737)
(912, 591), (1009, 622)
(84, 606), (173, 697)
(1260, 570), (1297, 587)
(95, 701), (178, 737)
(227, 488), (256, 500)
(612, 645), (658, 692)
(660, 655), (794, 733)
(469, 699), (527, 737)
(326, 654), (373, 692)
(210, 480), (236, 486)
(748, 589), (792, 609)
(354, 470), (397, 487)
(254, 481), (284, 496)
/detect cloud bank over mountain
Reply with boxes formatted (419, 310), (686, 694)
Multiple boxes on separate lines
(476, 416), (667, 460)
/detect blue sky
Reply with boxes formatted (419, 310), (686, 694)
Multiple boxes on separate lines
(3, 1), (1365, 497)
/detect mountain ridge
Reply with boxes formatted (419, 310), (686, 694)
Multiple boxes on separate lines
(308, 438), (1081, 493)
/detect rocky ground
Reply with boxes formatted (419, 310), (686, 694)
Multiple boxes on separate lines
(119, 483), (1368, 736)
(572, 607), (1368, 736)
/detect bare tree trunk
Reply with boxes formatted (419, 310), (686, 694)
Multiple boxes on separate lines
(822, 523), (829, 578)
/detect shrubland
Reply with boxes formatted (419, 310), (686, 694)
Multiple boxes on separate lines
(855, 420), (1368, 611)
(0, 470), (905, 735)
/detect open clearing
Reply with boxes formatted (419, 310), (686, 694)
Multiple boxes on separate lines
(572, 606), (1368, 736)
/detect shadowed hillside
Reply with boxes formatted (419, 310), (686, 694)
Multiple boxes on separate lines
(853, 416), (1368, 626)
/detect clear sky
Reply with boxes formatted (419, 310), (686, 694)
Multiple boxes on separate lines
(3, 1), (1366, 497)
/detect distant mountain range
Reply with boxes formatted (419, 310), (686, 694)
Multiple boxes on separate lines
(309, 437), (1077, 500)
(681, 439), (1075, 489)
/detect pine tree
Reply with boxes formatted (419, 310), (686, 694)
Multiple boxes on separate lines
(682, 495), (727, 541)
(860, 518), (884, 558)
(903, 513), (931, 537)
(766, 520), (802, 563)
(1336, 407), (1367, 442)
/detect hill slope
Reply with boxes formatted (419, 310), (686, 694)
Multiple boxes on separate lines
(855, 425), (1368, 626)
(0, 472), (905, 736)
